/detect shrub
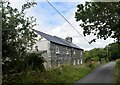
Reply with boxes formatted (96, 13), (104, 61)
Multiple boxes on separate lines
(24, 53), (45, 71)
(2, 52), (45, 84)
(85, 61), (97, 70)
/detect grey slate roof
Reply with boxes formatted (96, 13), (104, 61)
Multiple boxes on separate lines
(34, 29), (83, 50)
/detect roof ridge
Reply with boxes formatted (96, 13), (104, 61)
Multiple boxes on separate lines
(53, 36), (71, 47)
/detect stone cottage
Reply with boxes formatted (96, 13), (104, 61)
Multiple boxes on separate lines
(33, 29), (83, 69)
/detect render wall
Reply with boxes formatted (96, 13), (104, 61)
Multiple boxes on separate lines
(33, 39), (51, 69)
(36, 40), (49, 51)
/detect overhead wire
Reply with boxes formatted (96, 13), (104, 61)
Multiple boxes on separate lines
(46, 0), (91, 44)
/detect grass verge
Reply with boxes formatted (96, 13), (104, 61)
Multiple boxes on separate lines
(3, 62), (102, 84)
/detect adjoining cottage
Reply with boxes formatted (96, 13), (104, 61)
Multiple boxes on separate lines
(32, 29), (84, 69)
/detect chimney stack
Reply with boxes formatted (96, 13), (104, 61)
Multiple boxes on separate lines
(65, 37), (72, 43)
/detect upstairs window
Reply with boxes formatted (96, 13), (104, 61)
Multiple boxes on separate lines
(66, 47), (69, 54)
(56, 45), (60, 54)
(80, 51), (82, 55)
(73, 50), (76, 54)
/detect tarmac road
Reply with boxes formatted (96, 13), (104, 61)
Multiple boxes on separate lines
(74, 62), (115, 83)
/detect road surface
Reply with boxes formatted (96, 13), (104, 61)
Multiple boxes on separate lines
(74, 62), (115, 83)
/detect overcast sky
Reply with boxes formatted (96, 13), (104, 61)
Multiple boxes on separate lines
(9, 0), (115, 51)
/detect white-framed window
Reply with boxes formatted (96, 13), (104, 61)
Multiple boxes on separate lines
(73, 50), (76, 54)
(56, 45), (60, 54)
(80, 51), (82, 55)
(80, 59), (83, 64)
(77, 59), (80, 65)
(66, 47), (69, 54)
(73, 59), (76, 65)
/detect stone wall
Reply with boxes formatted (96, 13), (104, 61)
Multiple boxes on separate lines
(33, 39), (83, 69)
(49, 42), (83, 67)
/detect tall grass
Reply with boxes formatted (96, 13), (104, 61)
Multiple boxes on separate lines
(16, 65), (91, 84)
(3, 62), (101, 84)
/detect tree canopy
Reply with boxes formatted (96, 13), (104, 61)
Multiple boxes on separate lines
(75, 2), (120, 43)
(83, 48), (107, 63)
(2, 1), (37, 61)
(84, 42), (120, 63)
(105, 42), (120, 60)
(1, 1), (45, 74)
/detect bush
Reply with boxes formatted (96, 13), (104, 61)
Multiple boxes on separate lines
(2, 53), (45, 84)
(24, 53), (45, 71)
(84, 61), (99, 70)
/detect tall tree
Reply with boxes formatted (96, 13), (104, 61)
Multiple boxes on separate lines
(1, 1), (37, 73)
(105, 42), (120, 60)
(75, 2), (120, 44)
